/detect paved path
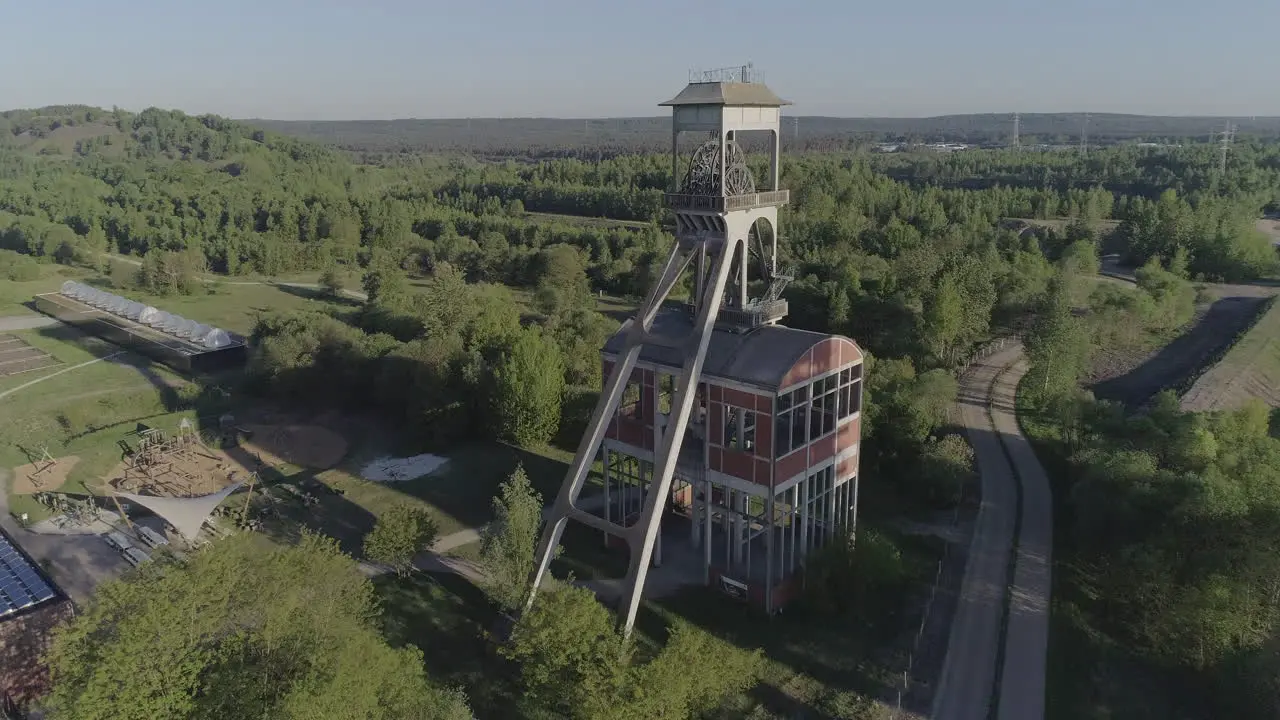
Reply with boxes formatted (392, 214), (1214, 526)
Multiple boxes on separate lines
(932, 347), (1021, 720)
(0, 316), (58, 331)
(992, 358), (1053, 720)
(932, 345), (1054, 720)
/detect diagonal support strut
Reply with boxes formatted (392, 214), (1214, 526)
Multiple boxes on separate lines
(524, 234), (742, 636)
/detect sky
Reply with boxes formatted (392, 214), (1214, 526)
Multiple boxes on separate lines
(2, 0), (1278, 120)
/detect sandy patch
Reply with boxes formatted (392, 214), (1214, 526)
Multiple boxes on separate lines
(360, 454), (449, 482)
(240, 424), (348, 470)
(9, 455), (79, 495)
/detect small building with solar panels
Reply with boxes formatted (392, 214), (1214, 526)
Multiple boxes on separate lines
(0, 528), (59, 620)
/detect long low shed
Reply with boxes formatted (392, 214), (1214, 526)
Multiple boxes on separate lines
(33, 293), (247, 374)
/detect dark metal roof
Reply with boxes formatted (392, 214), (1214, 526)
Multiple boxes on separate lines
(660, 82), (791, 108)
(600, 308), (846, 391)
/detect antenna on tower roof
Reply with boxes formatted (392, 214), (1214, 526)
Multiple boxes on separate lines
(688, 63), (761, 84)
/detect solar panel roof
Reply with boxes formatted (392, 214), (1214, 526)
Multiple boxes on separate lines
(0, 530), (57, 619)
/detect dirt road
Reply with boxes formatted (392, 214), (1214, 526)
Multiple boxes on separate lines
(1092, 296), (1271, 407)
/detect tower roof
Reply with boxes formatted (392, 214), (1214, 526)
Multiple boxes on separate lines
(660, 81), (791, 108)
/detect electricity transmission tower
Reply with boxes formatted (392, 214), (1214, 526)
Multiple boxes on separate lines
(1216, 121), (1236, 175)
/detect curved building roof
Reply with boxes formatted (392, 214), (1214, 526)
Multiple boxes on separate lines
(601, 308), (862, 392)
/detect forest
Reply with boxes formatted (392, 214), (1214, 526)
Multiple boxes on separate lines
(3, 102), (1280, 718)
(248, 112), (1280, 157)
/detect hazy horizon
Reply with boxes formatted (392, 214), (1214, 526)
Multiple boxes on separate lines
(3, 0), (1278, 121)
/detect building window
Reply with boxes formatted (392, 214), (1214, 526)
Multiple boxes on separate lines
(621, 381), (642, 420)
(838, 365), (863, 420)
(810, 373), (838, 441)
(774, 386), (809, 456)
(724, 406), (756, 452)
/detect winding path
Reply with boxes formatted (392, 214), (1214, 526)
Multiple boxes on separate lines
(932, 344), (1053, 720)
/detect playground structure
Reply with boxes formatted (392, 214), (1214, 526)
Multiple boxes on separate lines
(112, 419), (231, 498)
(8, 449), (79, 496)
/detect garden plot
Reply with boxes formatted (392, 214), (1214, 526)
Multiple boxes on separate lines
(0, 335), (61, 377)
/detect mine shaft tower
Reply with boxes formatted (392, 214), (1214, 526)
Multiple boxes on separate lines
(528, 67), (865, 635)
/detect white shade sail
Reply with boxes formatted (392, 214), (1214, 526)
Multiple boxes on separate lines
(115, 482), (244, 541)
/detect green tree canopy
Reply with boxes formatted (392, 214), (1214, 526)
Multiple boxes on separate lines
(364, 504), (440, 577)
(491, 328), (565, 446)
(45, 533), (471, 720)
(478, 464), (545, 613)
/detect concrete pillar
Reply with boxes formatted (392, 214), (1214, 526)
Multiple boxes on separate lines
(691, 480), (701, 547)
(771, 128), (781, 191)
(765, 495), (775, 612)
(602, 448), (611, 546)
(799, 474), (810, 560)
(703, 479), (713, 583)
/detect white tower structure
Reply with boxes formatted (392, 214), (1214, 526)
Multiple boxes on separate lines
(526, 67), (864, 636)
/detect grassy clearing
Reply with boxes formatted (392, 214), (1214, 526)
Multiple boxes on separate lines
(1179, 296), (1280, 412)
(522, 210), (654, 231)
(0, 325), (206, 523)
(0, 264), (92, 316)
(90, 281), (356, 336)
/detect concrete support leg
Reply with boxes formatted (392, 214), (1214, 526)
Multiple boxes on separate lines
(703, 479), (713, 584)
(525, 240), (694, 614)
(615, 235), (741, 636)
(602, 448), (611, 546)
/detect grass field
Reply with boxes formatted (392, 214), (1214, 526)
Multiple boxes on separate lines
(0, 324), (201, 522)
(108, 282), (356, 335)
(0, 265), (92, 317)
(1179, 296), (1280, 412)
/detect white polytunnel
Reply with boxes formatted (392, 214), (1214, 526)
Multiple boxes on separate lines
(190, 323), (212, 340)
(60, 280), (77, 295)
(124, 301), (144, 320)
(137, 307), (159, 325)
(148, 311), (172, 328)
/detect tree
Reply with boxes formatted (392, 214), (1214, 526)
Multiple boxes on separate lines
(922, 274), (965, 363)
(503, 583), (762, 719)
(364, 504), (439, 577)
(492, 328), (565, 446)
(361, 265), (409, 307)
(319, 264), (344, 297)
(45, 533), (470, 720)
(478, 465), (544, 613)
(534, 243), (592, 318)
